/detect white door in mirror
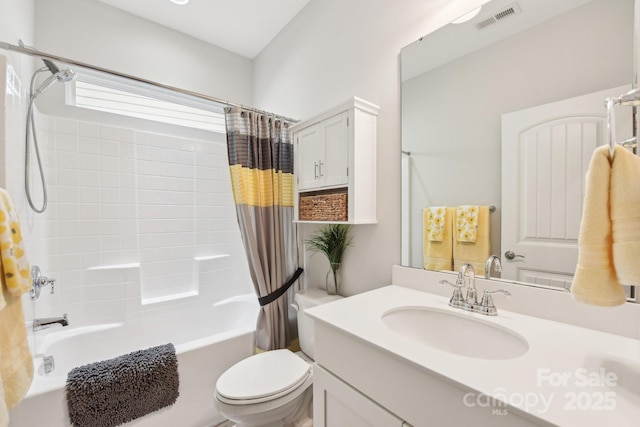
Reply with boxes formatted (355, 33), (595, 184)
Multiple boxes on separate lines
(501, 85), (633, 289)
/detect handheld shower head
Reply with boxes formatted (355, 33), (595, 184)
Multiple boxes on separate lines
(26, 60), (78, 214)
(31, 59), (77, 99)
(55, 68), (76, 83)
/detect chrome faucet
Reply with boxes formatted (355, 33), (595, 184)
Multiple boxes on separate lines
(484, 255), (502, 279)
(33, 314), (69, 332)
(441, 263), (510, 315)
(457, 263), (477, 310)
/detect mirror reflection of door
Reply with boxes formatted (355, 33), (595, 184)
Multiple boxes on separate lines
(501, 85), (632, 289)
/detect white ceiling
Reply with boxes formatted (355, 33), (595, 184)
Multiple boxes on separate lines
(96, 0), (310, 59)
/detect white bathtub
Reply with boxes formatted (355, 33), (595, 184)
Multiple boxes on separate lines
(9, 294), (259, 427)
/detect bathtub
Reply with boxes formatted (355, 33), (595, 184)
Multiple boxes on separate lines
(9, 294), (259, 427)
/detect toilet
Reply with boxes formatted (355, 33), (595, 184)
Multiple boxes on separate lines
(214, 288), (343, 427)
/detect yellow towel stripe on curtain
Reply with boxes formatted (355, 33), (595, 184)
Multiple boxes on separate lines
(229, 165), (294, 208)
(0, 190), (32, 310)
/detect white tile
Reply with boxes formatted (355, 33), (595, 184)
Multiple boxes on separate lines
(56, 118), (78, 135)
(100, 140), (119, 157)
(101, 220), (122, 236)
(118, 128), (135, 144)
(100, 172), (120, 188)
(100, 156), (120, 172)
(57, 169), (79, 186)
(81, 235), (101, 252)
(78, 137), (100, 154)
(100, 124), (119, 141)
(78, 170), (100, 188)
(79, 220), (101, 236)
(78, 121), (101, 138)
(56, 134), (79, 152)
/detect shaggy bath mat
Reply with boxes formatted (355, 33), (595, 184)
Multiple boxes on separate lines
(65, 343), (179, 427)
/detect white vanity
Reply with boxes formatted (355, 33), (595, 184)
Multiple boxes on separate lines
(307, 266), (640, 427)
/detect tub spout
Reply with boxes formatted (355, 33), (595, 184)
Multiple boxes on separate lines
(33, 314), (69, 332)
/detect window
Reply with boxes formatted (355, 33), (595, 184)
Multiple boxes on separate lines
(67, 70), (226, 133)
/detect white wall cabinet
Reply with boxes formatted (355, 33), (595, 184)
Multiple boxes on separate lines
(292, 97), (379, 224)
(313, 364), (406, 427)
(296, 112), (349, 191)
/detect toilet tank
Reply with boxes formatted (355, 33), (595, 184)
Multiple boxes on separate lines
(295, 288), (343, 359)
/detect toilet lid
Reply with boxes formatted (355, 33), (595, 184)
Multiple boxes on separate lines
(216, 349), (311, 402)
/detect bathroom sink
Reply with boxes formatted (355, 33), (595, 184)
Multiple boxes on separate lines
(382, 307), (529, 360)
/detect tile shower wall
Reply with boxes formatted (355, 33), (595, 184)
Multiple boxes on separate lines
(25, 113), (251, 325)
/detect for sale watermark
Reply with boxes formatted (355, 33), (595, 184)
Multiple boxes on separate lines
(462, 368), (618, 416)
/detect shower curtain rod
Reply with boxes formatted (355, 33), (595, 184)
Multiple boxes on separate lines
(0, 40), (299, 123)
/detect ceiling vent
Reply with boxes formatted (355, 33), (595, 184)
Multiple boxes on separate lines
(476, 2), (521, 30)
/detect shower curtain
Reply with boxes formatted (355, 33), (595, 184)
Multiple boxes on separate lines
(225, 107), (301, 352)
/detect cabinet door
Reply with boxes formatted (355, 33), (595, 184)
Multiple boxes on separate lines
(321, 111), (349, 188)
(313, 365), (404, 427)
(296, 123), (323, 190)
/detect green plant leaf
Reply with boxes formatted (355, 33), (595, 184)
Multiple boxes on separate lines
(305, 224), (353, 266)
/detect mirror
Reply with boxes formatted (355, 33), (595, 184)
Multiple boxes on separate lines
(401, 0), (635, 289)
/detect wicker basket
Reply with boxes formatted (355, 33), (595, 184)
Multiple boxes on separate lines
(299, 190), (348, 221)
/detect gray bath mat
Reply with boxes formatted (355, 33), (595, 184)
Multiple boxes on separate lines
(66, 343), (179, 427)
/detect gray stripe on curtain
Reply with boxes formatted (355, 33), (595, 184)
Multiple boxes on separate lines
(235, 205), (298, 351)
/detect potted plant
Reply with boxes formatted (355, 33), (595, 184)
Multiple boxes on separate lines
(305, 224), (353, 295)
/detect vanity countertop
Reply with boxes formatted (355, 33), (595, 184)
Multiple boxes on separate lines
(307, 284), (640, 427)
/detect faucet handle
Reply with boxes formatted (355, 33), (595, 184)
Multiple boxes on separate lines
(439, 279), (465, 309)
(477, 289), (510, 316)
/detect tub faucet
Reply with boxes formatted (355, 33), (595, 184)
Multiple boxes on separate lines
(33, 314), (69, 332)
(484, 255), (502, 279)
(457, 263), (477, 310)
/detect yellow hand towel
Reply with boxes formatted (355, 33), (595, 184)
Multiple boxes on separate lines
(0, 189), (34, 426)
(423, 207), (453, 271)
(453, 205), (490, 273)
(455, 205), (479, 242)
(0, 190), (32, 311)
(425, 207), (446, 241)
(571, 145), (626, 306)
(610, 145), (640, 287)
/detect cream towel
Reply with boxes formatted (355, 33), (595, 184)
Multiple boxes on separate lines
(423, 207), (453, 271)
(455, 205), (479, 242)
(0, 189), (33, 427)
(453, 205), (490, 273)
(571, 145), (626, 306)
(610, 145), (640, 287)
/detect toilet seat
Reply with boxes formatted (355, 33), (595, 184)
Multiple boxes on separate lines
(216, 349), (311, 405)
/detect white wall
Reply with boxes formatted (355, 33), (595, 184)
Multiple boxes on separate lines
(0, 0), (35, 189)
(0, 0), (34, 45)
(33, 0), (253, 105)
(252, 0), (488, 296)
